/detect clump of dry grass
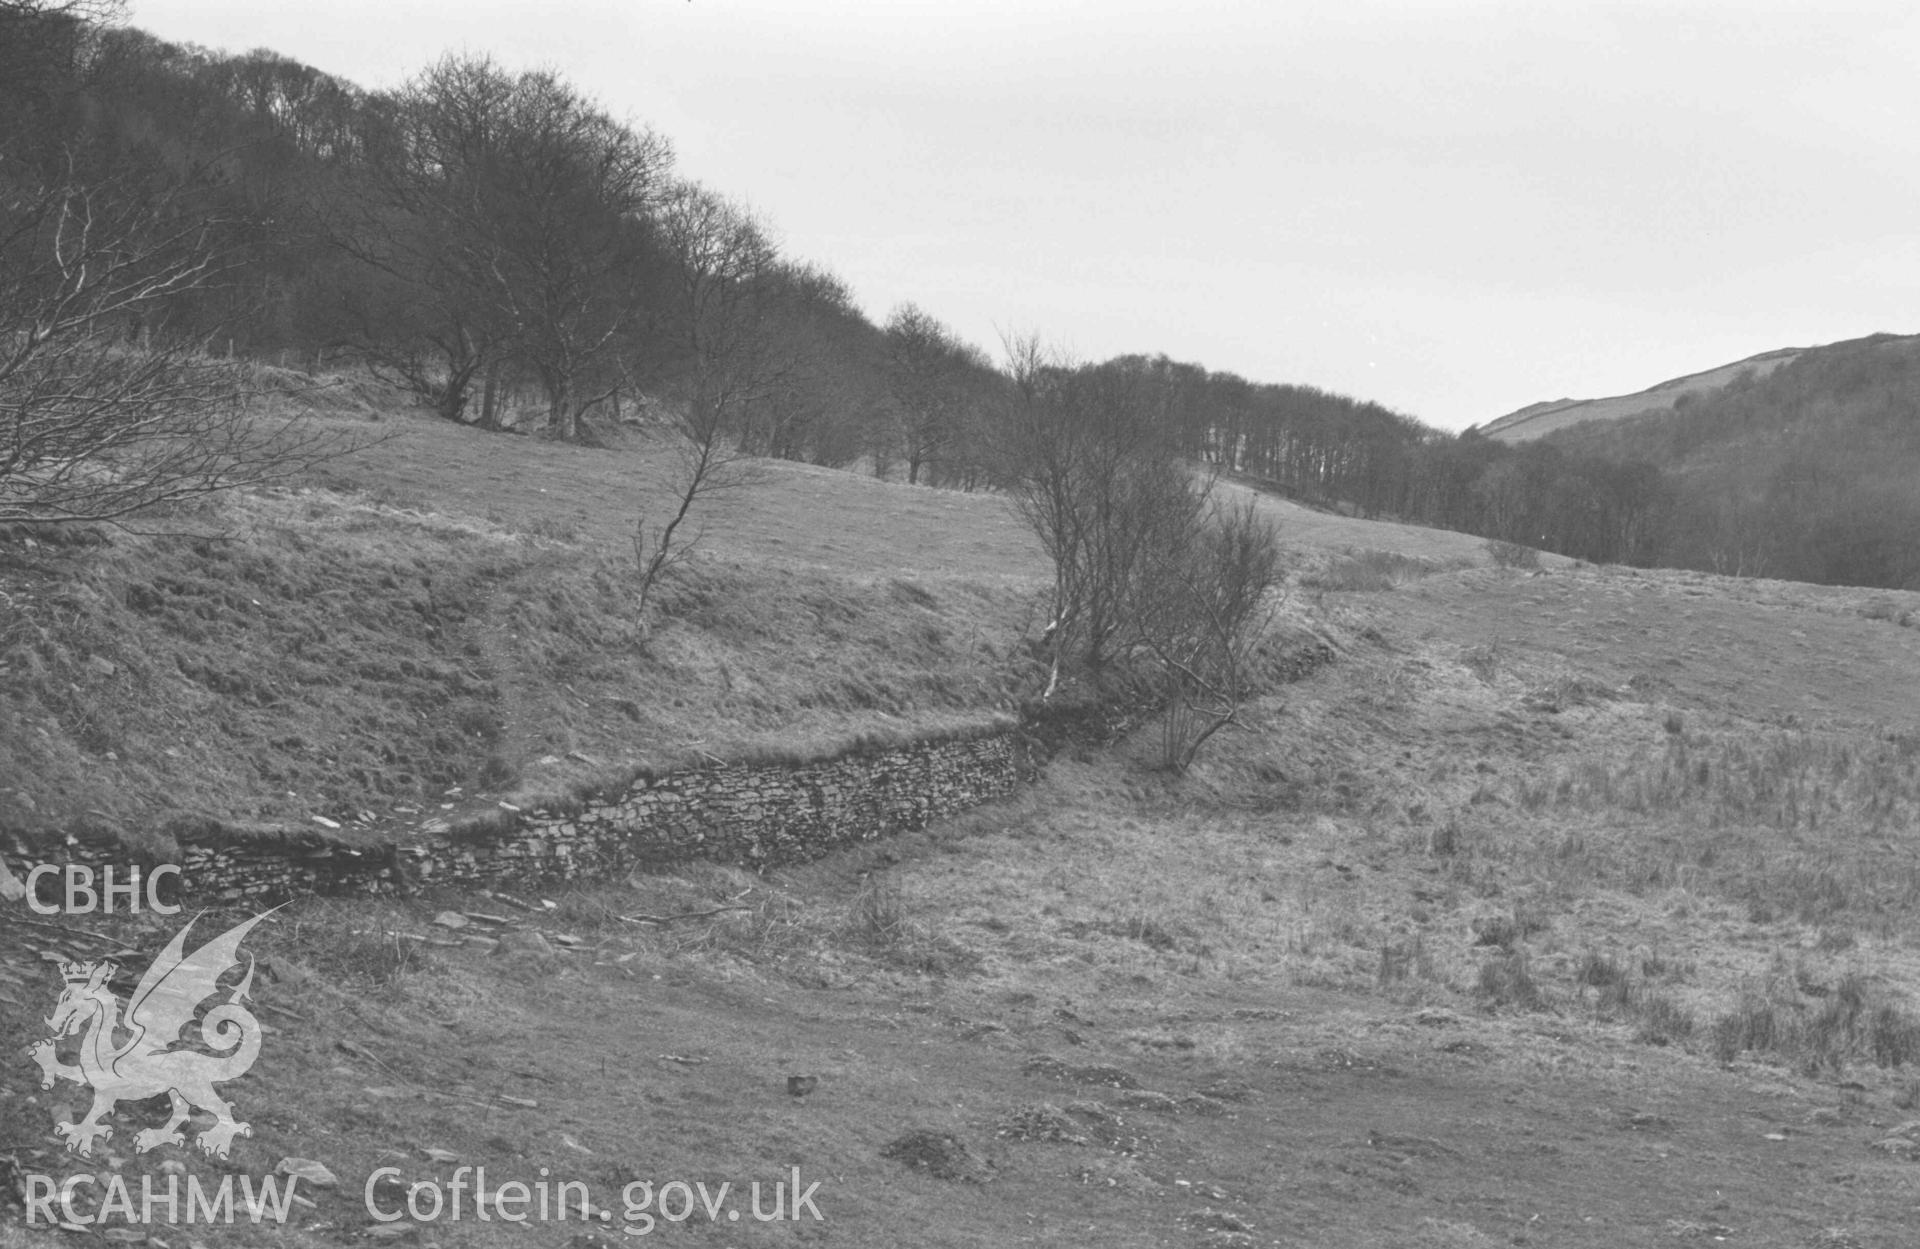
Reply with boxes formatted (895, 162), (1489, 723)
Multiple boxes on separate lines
(1502, 722), (1920, 939)
(1516, 726), (1920, 836)
(1708, 973), (1920, 1074)
(1470, 905), (1551, 953)
(257, 897), (439, 991)
(1376, 933), (1435, 986)
(1484, 539), (1541, 570)
(1475, 951), (1546, 1011)
(1858, 596), (1915, 627)
(1574, 951), (1696, 1044)
(841, 875), (980, 976)
(1302, 548), (1449, 592)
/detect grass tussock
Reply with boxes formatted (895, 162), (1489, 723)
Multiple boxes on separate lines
(1475, 951), (1547, 1012)
(1302, 548), (1452, 592)
(1708, 972), (1920, 1075)
(1858, 596), (1915, 627)
(1469, 906), (1551, 952)
(1506, 725), (1920, 934)
(1517, 726), (1920, 836)
(254, 897), (441, 992)
(1484, 539), (1541, 570)
(1375, 933), (1436, 986)
(841, 875), (981, 977)
(1575, 950), (1695, 1044)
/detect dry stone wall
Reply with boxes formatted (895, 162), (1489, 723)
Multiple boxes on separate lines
(10, 633), (1339, 908)
(12, 730), (1021, 906)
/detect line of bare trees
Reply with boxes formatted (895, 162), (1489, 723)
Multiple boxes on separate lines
(328, 56), (674, 439)
(5, 1), (1698, 592)
(1091, 352), (1671, 567)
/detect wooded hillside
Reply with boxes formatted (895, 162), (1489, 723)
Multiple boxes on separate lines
(7, 1), (1915, 590)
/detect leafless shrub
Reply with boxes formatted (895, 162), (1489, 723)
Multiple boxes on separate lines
(631, 401), (761, 618)
(1302, 549), (1443, 592)
(631, 185), (783, 616)
(996, 339), (1284, 771)
(1143, 498), (1284, 773)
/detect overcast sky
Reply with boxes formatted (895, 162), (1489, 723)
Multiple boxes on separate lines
(128, 0), (1920, 431)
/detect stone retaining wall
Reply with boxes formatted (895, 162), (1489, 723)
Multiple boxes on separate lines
(11, 730), (1021, 906)
(8, 633), (1339, 907)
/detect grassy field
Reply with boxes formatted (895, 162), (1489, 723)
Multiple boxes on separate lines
(8, 385), (1920, 1245)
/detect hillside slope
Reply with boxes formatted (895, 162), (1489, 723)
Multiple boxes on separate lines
(0, 383), (1051, 842)
(9, 517), (1920, 1246)
(1479, 347), (1808, 443)
(1544, 333), (1920, 589)
(0, 380), (1506, 845)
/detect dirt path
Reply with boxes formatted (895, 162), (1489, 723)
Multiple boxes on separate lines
(343, 958), (1916, 1248)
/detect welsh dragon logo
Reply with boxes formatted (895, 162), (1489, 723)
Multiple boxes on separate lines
(25, 909), (274, 1160)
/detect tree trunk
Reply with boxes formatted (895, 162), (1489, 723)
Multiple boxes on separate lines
(437, 376), (467, 423)
(544, 370), (575, 441)
(477, 360), (502, 431)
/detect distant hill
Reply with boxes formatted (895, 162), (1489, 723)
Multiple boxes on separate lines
(1479, 346), (1810, 443)
(1541, 331), (1920, 588)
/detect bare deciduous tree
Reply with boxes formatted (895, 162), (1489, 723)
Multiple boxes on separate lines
(0, 164), (349, 525)
(1001, 338), (1202, 688)
(883, 303), (987, 486)
(1139, 497), (1282, 772)
(335, 55), (671, 440)
(1000, 336), (1284, 768)
(652, 182), (781, 436)
(630, 399), (758, 618)
(0, 0), (120, 150)
(630, 183), (779, 616)
(748, 261), (878, 466)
